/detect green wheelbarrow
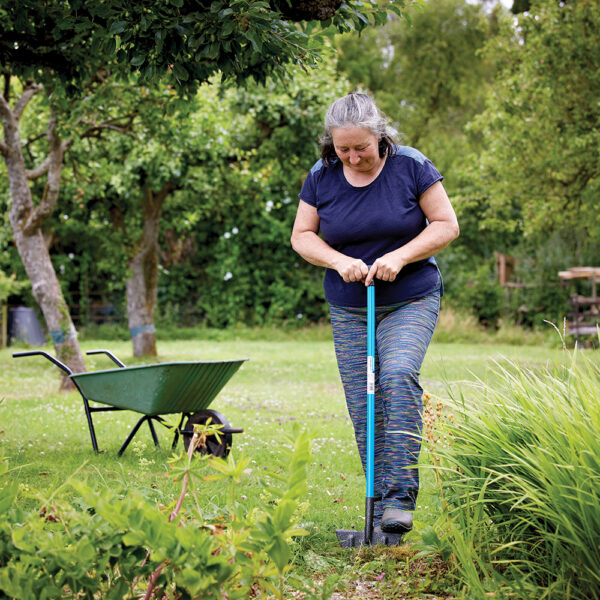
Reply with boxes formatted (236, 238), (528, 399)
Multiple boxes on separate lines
(13, 349), (247, 457)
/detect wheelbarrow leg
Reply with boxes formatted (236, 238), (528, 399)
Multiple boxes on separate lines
(82, 397), (100, 453)
(147, 418), (160, 449)
(172, 414), (187, 450)
(118, 416), (150, 456)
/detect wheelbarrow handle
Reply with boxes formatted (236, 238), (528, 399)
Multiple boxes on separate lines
(12, 350), (72, 375)
(86, 349), (126, 368)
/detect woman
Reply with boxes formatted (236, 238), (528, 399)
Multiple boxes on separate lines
(290, 93), (459, 533)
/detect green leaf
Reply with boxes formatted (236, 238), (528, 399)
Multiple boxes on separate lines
(108, 20), (128, 35)
(221, 20), (235, 36)
(245, 31), (262, 52)
(267, 534), (290, 573)
(178, 568), (207, 593)
(173, 64), (190, 81)
(130, 53), (146, 67)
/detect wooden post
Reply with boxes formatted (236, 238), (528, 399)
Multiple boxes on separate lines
(1, 305), (6, 348)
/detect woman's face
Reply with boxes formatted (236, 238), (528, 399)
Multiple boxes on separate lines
(330, 127), (381, 174)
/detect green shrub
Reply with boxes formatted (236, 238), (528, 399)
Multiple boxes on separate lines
(425, 350), (600, 599)
(0, 270), (25, 305)
(0, 428), (325, 600)
(455, 264), (504, 328)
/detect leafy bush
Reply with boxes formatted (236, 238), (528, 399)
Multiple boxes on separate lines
(424, 351), (600, 599)
(0, 427), (325, 599)
(0, 270), (25, 305)
(444, 262), (504, 328)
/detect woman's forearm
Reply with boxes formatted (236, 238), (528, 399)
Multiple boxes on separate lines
(392, 220), (459, 266)
(365, 219), (459, 285)
(291, 231), (370, 283)
(291, 230), (348, 270)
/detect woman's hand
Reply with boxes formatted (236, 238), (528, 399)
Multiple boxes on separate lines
(365, 252), (407, 286)
(336, 257), (369, 283)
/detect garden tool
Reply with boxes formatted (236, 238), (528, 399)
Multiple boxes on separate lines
(336, 282), (404, 547)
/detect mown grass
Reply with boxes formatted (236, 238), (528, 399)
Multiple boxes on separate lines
(0, 334), (578, 598)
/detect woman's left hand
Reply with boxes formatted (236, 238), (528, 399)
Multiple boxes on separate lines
(365, 252), (407, 286)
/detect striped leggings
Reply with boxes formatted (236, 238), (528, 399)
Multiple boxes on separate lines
(329, 282), (440, 523)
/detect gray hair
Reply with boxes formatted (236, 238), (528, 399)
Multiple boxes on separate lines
(320, 93), (397, 166)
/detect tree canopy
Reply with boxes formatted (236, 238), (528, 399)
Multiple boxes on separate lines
(1, 0), (409, 90)
(470, 0), (600, 245)
(3, 0), (599, 336)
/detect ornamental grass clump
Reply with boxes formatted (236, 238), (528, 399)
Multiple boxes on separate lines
(428, 351), (600, 599)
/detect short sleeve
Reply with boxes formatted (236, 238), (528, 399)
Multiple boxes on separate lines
(298, 159), (325, 207)
(298, 172), (317, 207)
(416, 159), (443, 197)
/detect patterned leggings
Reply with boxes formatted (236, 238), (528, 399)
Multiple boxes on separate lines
(329, 283), (440, 523)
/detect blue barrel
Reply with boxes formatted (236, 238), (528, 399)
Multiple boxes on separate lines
(7, 307), (46, 346)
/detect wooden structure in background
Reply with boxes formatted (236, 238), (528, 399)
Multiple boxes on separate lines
(495, 252), (517, 286)
(494, 252), (530, 290)
(558, 267), (600, 339)
(1, 305), (6, 348)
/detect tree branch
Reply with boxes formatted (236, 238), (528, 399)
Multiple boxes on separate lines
(78, 112), (139, 140)
(0, 89), (11, 122)
(25, 156), (51, 180)
(24, 132), (46, 148)
(154, 180), (175, 205)
(2, 71), (9, 103)
(23, 111), (65, 234)
(23, 117), (72, 180)
(14, 82), (43, 121)
(0, 92), (14, 157)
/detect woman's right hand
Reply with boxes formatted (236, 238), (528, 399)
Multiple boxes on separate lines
(335, 257), (369, 283)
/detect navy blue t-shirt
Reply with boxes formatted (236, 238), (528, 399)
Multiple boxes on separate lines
(299, 145), (443, 307)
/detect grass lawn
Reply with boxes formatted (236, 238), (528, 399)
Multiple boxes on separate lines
(0, 335), (572, 598)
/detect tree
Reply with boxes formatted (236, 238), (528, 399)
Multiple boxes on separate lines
(471, 0), (600, 243)
(70, 63), (347, 331)
(1, 1), (410, 91)
(336, 0), (497, 178)
(67, 85), (226, 355)
(0, 81), (127, 385)
(2, 1), (410, 373)
(455, 0), (600, 326)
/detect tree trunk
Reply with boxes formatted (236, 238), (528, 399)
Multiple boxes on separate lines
(1, 84), (85, 389)
(126, 185), (171, 357)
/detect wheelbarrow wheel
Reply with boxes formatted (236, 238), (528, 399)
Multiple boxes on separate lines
(182, 409), (233, 458)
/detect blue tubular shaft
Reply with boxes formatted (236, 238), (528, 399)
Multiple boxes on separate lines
(366, 284), (375, 499)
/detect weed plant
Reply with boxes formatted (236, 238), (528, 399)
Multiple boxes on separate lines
(425, 349), (600, 599)
(0, 425), (320, 599)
